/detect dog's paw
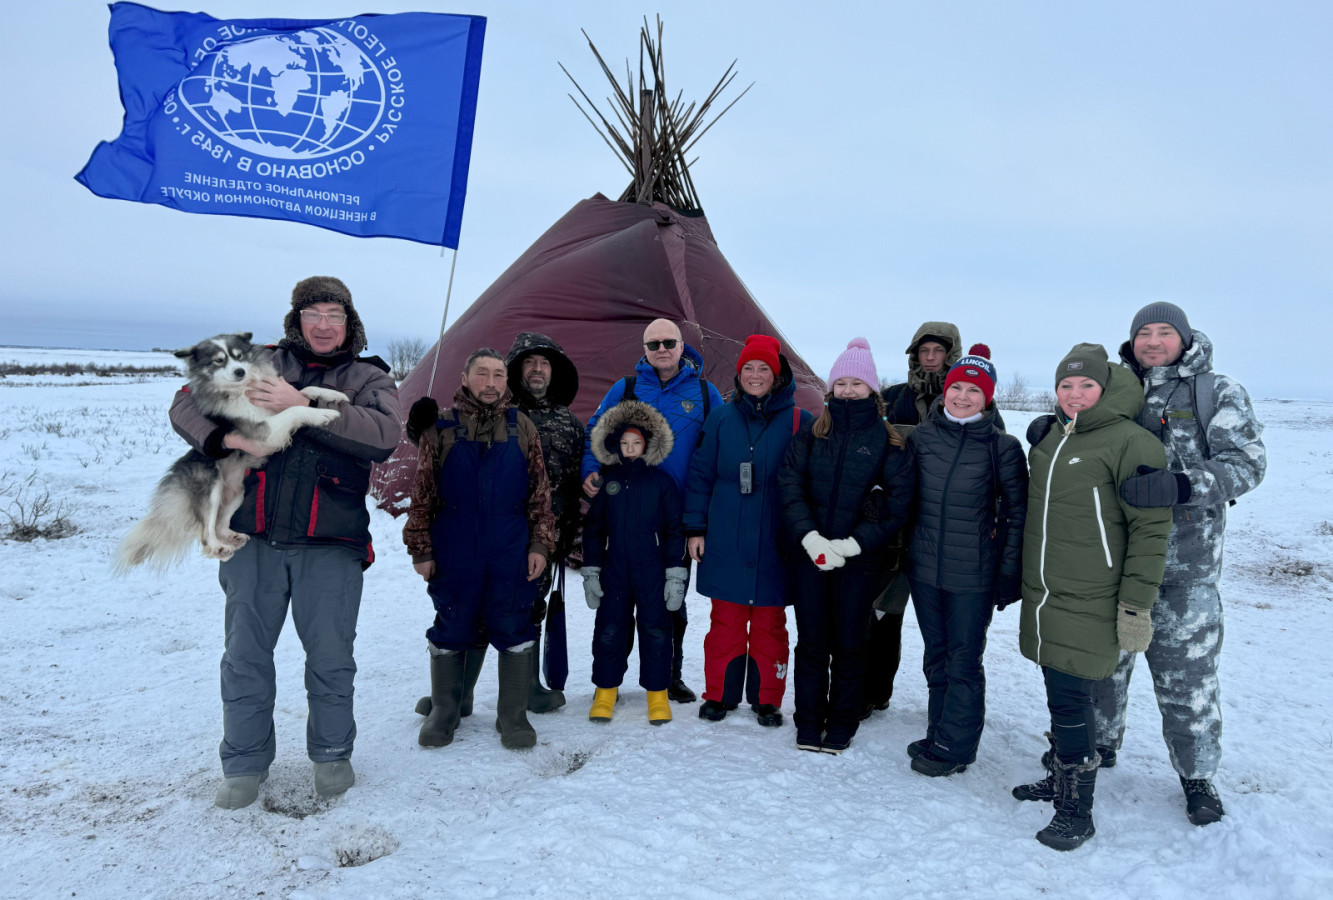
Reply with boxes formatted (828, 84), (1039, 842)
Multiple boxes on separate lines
(301, 387), (349, 404)
(221, 532), (249, 549)
(307, 408), (341, 428)
(202, 542), (232, 560)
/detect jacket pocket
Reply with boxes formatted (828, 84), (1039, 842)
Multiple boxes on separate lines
(1091, 487), (1113, 568)
(306, 458), (371, 540)
(230, 469), (267, 535)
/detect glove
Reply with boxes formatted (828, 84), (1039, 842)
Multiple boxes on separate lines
(828, 537), (862, 559)
(405, 396), (439, 443)
(1117, 603), (1153, 653)
(994, 573), (1022, 610)
(530, 594), (548, 626)
(1120, 465), (1190, 508)
(801, 532), (846, 572)
(664, 566), (689, 612)
(1026, 414), (1056, 447)
(582, 566), (603, 609)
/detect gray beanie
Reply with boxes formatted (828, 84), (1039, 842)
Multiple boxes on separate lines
(1130, 302), (1192, 347)
(1055, 342), (1111, 390)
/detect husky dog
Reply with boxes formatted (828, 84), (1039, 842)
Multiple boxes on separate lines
(115, 333), (346, 572)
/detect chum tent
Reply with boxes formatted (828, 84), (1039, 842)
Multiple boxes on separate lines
(372, 21), (826, 511)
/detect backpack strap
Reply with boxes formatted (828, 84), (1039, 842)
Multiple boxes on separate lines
(506, 407), (520, 441)
(1191, 372), (1217, 459)
(699, 377), (712, 420)
(622, 375), (637, 402)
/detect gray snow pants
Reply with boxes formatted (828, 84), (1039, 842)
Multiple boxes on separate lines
(1092, 581), (1224, 780)
(217, 540), (363, 776)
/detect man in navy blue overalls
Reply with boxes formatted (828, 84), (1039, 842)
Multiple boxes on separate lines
(403, 349), (557, 749)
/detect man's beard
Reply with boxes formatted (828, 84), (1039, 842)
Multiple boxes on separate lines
(524, 378), (548, 399)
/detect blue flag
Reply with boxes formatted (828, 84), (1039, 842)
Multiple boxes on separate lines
(76, 2), (485, 247)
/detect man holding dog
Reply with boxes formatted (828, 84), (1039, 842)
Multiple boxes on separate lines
(581, 318), (724, 703)
(169, 275), (400, 810)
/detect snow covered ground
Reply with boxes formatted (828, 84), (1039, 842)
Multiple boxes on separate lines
(2, 349), (1330, 899)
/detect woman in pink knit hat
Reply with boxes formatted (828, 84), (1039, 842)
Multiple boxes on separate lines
(776, 338), (915, 753)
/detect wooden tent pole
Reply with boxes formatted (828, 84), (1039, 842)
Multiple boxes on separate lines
(637, 87), (654, 203)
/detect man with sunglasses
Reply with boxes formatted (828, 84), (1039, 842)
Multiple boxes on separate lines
(170, 276), (400, 809)
(581, 318), (723, 702)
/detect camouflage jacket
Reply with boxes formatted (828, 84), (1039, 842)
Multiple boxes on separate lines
(1119, 330), (1266, 585)
(401, 386), (557, 564)
(516, 397), (584, 551)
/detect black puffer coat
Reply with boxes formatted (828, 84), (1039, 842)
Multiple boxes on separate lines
(907, 404), (1028, 593)
(778, 396), (914, 567)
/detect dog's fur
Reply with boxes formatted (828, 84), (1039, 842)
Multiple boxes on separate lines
(115, 333), (345, 573)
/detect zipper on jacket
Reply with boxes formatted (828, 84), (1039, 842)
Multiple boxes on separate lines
(1035, 429), (1074, 664)
(935, 425), (969, 587)
(1091, 487), (1113, 568)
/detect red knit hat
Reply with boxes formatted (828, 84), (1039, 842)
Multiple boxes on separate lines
(943, 343), (998, 406)
(736, 334), (781, 374)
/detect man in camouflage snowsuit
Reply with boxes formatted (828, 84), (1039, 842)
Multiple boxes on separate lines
(506, 332), (585, 709)
(1093, 302), (1266, 826)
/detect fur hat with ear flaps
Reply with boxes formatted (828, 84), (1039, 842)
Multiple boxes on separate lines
(590, 401), (674, 467)
(283, 275), (367, 356)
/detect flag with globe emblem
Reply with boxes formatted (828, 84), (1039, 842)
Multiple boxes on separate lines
(76, 2), (485, 247)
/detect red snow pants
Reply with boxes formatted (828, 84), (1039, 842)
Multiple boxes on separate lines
(702, 598), (789, 707)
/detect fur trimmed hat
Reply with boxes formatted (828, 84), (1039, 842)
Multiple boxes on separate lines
(283, 276), (367, 356)
(590, 401), (674, 467)
(943, 343), (998, 406)
(828, 337), (879, 388)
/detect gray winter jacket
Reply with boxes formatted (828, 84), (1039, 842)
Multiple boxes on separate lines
(1118, 330), (1266, 585)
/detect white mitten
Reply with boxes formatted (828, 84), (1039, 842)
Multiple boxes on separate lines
(828, 537), (862, 559)
(582, 566), (603, 609)
(801, 532), (846, 572)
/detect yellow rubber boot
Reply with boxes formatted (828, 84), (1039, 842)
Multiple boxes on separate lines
(589, 687), (617, 722)
(647, 690), (672, 725)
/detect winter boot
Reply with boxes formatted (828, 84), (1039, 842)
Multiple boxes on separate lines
(753, 704), (783, 728)
(214, 770), (268, 809)
(821, 727), (854, 754)
(496, 647), (537, 749)
(1035, 753), (1100, 851)
(698, 700), (731, 721)
(796, 726), (823, 753)
(313, 759), (354, 798)
(413, 646), (487, 718)
(589, 687), (618, 722)
(419, 647), (465, 748)
(668, 678), (697, 703)
(907, 739), (931, 761)
(647, 690), (672, 725)
(911, 747), (968, 777)
(1181, 777), (1225, 825)
(527, 641), (566, 714)
(1014, 734), (1060, 801)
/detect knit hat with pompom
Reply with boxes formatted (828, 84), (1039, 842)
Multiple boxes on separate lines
(828, 337), (879, 388)
(943, 343), (998, 406)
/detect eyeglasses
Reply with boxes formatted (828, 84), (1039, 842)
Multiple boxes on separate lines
(300, 310), (348, 326)
(644, 339), (679, 351)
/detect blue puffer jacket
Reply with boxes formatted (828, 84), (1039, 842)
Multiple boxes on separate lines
(684, 359), (813, 606)
(581, 344), (725, 490)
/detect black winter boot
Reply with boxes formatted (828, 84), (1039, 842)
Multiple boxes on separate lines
(699, 700), (731, 721)
(527, 635), (566, 714)
(911, 746), (968, 777)
(1181, 777), (1224, 825)
(1014, 734), (1060, 801)
(1035, 753), (1100, 851)
(414, 647), (488, 718)
(907, 739), (931, 760)
(496, 646), (537, 750)
(418, 648), (465, 748)
(1042, 744), (1116, 770)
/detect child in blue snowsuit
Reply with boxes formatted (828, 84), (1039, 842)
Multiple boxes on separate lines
(581, 401), (687, 725)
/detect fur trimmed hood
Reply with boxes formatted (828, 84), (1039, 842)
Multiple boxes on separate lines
(506, 331), (579, 408)
(590, 401), (673, 467)
(283, 276), (368, 356)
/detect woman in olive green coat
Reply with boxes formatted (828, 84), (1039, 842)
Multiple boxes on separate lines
(1013, 343), (1170, 852)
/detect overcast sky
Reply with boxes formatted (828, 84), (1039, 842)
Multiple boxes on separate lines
(1, 1), (1329, 399)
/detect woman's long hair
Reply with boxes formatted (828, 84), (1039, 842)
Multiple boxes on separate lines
(812, 391), (904, 448)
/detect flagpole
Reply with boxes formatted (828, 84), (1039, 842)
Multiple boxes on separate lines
(426, 246), (459, 398)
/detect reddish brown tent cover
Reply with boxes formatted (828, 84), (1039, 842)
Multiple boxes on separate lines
(372, 193), (826, 512)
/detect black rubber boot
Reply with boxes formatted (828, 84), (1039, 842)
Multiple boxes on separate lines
(527, 629), (566, 714)
(418, 648), (465, 748)
(415, 647), (487, 718)
(496, 647), (537, 750)
(1035, 754), (1100, 851)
